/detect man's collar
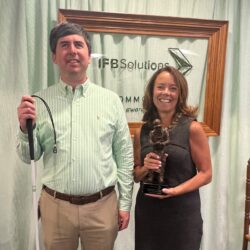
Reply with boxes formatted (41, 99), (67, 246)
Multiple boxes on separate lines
(59, 78), (90, 97)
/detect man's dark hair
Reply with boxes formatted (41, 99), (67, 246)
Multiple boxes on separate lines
(49, 22), (91, 55)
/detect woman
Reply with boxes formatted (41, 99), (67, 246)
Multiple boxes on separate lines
(133, 66), (212, 250)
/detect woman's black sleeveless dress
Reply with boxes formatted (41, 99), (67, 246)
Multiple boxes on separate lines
(135, 116), (203, 250)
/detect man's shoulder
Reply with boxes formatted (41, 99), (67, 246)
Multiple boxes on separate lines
(34, 83), (58, 97)
(90, 82), (119, 99)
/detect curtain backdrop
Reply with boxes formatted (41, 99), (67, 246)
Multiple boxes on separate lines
(1, 0), (250, 249)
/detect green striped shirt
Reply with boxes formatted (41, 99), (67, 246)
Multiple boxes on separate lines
(17, 79), (134, 211)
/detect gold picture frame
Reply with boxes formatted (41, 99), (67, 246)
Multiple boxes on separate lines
(58, 9), (228, 136)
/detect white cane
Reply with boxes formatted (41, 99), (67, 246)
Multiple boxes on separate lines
(27, 119), (40, 250)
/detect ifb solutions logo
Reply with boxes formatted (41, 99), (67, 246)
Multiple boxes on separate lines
(98, 57), (169, 71)
(97, 48), (193, 75)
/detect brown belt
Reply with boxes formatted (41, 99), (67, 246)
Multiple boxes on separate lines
(43, 185), (115, 205)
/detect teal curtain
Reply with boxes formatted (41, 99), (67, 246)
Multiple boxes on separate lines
(0, 0), (249, 249)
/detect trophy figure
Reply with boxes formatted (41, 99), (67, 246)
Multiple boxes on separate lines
(143, 119), (169, 194)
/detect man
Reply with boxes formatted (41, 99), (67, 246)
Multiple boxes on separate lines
(17, 22), (134, 250)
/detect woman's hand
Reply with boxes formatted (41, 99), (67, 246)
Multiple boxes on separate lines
(143, 152), (163, 171)
(145, 187), (176, 199)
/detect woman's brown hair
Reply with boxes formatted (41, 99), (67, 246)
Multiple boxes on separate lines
(142, 66), (198, 124)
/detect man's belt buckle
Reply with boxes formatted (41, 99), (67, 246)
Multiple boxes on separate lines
(69, 196), (86, 205)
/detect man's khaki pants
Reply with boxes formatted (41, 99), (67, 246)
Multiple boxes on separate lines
(40, 189), (118, 250)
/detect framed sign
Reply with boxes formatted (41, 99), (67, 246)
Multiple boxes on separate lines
(58, 9), (228, 136)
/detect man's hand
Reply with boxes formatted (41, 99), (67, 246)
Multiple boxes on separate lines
(17, 96), (36, 132)
(118, 210), (130, 231)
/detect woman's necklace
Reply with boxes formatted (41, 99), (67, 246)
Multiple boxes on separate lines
(167, 112), (182, 131)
